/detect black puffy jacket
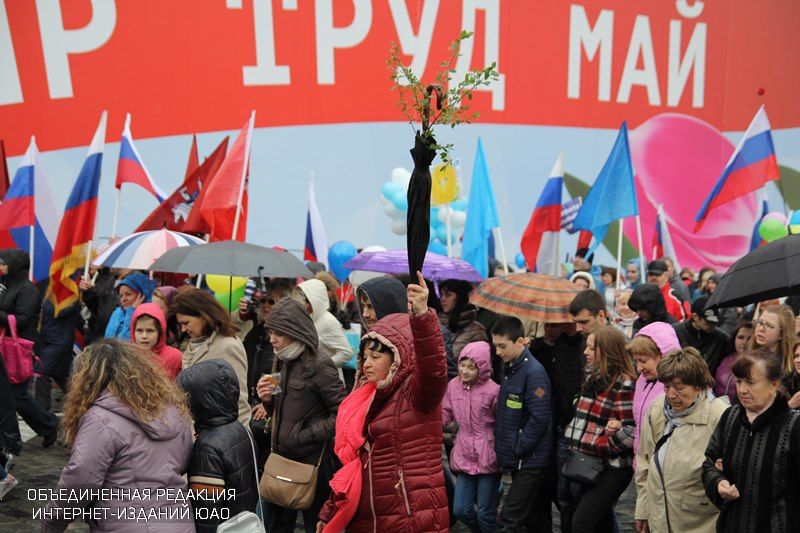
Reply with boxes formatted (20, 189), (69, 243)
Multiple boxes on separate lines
(0, 249), (41, 341)
(178, 359), (258, 531)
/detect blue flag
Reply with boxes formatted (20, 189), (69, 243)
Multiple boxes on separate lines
(571, 122), (638, 256)
(750, 197), (769, 251)
(462, 138), (500, 278)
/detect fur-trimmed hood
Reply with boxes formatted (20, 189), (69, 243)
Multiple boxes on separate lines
(356, 312), (415, 395)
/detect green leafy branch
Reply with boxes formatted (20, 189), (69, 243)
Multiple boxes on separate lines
(388, 31), (499, 162)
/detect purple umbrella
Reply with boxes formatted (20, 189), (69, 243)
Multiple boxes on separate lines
(343, 249), (484, 283)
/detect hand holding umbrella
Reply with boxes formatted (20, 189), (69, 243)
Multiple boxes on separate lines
(407, 271), (430, 315)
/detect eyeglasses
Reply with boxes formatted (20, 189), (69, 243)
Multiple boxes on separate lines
(755, 319), (777, 331)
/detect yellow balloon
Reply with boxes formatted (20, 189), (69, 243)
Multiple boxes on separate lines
(206, 274), (248, 293)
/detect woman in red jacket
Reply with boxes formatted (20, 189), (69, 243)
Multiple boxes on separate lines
(317, 272), (449, 532)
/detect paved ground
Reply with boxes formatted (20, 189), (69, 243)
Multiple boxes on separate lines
(1, 388), (634, 532)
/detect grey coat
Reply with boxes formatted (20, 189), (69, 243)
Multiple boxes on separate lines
(41, 392), (194, 532)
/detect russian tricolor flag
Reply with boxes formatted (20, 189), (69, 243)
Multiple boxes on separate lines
(116, 114), (166, 202)
(652, 204), (680, 271)
(520, 152), (563, 275)
(695, 106), (780, 232)
(304, 180), (328, 266)
(48, 112), (106, 315)
(0, 137), (59, 281)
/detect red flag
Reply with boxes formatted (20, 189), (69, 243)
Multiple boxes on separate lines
(576, 230), (592, 252)
(0, 140), (10, 199)
(200, 113), (254, 241)
(136, 137), (229, 232)
(185, 134), (199, 181)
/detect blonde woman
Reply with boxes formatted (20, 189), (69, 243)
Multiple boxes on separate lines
(749, 304), (796, 376)
(41, 339), (194, 533)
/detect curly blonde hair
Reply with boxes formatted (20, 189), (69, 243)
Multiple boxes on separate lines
(61, 339), (190, 448)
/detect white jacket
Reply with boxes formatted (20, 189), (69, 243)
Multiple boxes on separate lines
(298, 279), (353, 381)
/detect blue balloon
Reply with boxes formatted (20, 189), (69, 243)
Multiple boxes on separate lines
(428, 240), (447, 255)
(436, 225), (449, 243)
(381, 181), (403, 199)
(328, 240), (358, 281)
(430, 207), (441, 228)
(391, 190), (408, 211)
(429, 227), (438, 243)
(515, 253), (526, 269)
(450, 198), (468, 212)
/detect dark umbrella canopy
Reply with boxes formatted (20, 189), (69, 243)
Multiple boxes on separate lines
(406, 133), (437, 279)
(706, 234), (800, 309)
(149, 240), (313, 278)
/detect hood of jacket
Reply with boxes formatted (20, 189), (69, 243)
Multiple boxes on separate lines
(177, 359), (239, 432)
(118, 273), (157, 303)
(298, 278), (330, 322)
(0, 248), (30, 283)
(130, 302), (168, 354)
(570, 271), (596, 290)
(628, 283), (670, 321)
(357, 277), (407, 321)
(265, 297), (319, 352)
(93, 390), (185, 441)
(358, 312), (415, 394)
(458, 341), (492, 385)
(635, 321), (681, 356)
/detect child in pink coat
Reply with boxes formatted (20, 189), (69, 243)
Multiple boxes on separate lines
(442, 341), (501, 533)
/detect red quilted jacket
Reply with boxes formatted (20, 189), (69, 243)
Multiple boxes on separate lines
(320, 309), (449, 532)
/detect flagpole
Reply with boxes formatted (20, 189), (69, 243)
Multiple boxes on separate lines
(232, 111), (255, 240)
(616, 220), (624, 290)
(635, 215), (646, 277)
(553, 231), (560, 277)
(28, 223), (34, 281)
(111, 187), (121, 239)
(84, 240), (93, 280)
(493, 227), (510, 276)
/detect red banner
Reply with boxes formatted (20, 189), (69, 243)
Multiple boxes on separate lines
(2, 0), (799, 155)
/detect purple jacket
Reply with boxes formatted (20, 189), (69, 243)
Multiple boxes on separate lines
(632, 322), (680, 463)
(442, 341), (500, 475)
(41, 392), (195, 532)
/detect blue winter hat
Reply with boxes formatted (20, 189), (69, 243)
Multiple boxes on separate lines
(117, 273), (157, 303)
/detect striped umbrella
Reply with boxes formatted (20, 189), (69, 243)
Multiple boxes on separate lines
(93, 229), (205, 270)
(470, 272), (580, 324)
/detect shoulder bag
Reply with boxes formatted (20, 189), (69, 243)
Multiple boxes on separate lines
(561, 396), (606, 485)
(0, 315), (35, 384)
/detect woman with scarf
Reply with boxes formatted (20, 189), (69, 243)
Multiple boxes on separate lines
(438, 279), (487, 358)
(635, 348), (728, 533)
(255, 297), (345, 532)
(316, 272), (449, 532)
(171, 288), (250, 426)
(626, 258), (643, 290)
(104, 272), (157, 340)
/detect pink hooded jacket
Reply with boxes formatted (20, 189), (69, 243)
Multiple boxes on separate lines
(442, 341), (500, 475)
(130, 303), (183, 380)
(632, 321), (681, 462)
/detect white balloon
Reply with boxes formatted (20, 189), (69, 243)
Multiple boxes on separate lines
(383, 201), (402, 218)
(437, 206), (450, 225)
(362, 245), (387, 253)
(450, 210), (467, 229)
(391, 167), (412, 187)
(391, 219), (407, 235)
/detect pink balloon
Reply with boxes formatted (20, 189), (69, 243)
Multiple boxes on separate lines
(625, 114), (759, 271)
(761, 211), (787, 224)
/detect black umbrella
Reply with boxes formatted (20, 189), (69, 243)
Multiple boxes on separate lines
(706, 234), (800, 309)
(406, 133), (436, 279)
(150, 240), (313, 279)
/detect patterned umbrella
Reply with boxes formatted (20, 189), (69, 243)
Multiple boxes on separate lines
(93, 229), (205, 270)
(470, 272), (580, 323)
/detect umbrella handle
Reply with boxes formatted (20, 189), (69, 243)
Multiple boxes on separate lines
(421, 84), (445, 132)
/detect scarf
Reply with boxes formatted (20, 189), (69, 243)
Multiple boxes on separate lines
(275, 341), (304, 362)
(657, 390), (710, 469)
(324, 381), (377, 533)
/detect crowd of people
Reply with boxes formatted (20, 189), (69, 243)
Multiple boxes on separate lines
(1, 245), (800, 532)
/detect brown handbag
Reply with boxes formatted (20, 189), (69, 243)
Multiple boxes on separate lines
(258, 382), (326, 511)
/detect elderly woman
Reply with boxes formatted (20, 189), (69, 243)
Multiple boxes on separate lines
(171, 288), (250, 426)
(317, 272), (449, 532)
(702, 349), (800, 532)
(634, 348), (728, 533)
